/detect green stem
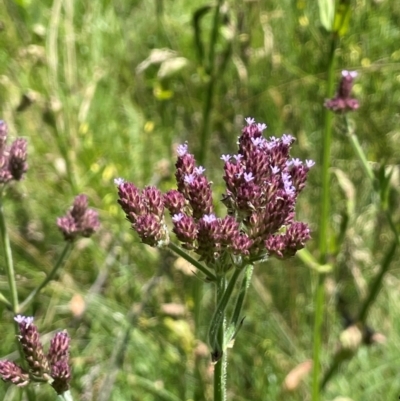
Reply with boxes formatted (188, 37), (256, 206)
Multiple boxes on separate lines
(318, 36), (338, 262)
(213, 275), (227, 401)
(19, 242), (72, 313)
(168, 242), (216, 282)
(0, 196), (19, 312)
(313, 33), (338, 401)
(198, 0), (223, 166)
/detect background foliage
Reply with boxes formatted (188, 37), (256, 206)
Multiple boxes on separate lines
(1, 0), (400, 400)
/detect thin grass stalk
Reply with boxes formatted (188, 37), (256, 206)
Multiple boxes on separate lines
(0, 197), (19, 312)
(312, 34), (338, 401)
(344, 116), (375, 184)
(320, 239), (397, 389)
(97, 268), (164, 401)
(0, 197), (37, 401)
(47, 0), (77, 193)
(358, 238), (397, 323)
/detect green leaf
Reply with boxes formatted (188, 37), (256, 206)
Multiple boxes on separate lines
(318, 0), (335, 32)
(333, 0), (352, 37)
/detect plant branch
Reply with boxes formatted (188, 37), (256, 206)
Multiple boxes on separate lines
(19, 242), (72, 313)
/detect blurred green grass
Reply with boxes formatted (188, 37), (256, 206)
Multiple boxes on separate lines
(1, 0), (400, 400)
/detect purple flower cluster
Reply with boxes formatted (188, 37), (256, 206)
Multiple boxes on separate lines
(116, 181), (168, 247)
(57, 194), (100, 241)
(325, 70), (359, 113)
(0, 120), (28, 184)
(116, 118), (313, 267)
(0, 316), (71, 394)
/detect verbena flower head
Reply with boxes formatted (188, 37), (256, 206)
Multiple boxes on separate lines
(0, 316), (71, 395)
(0, 120), (28, 184)
(325, 70), (359, 113)
(116, 118), (313, 270)
(57, 194), (100, 241)
(0, 360), (29, 387)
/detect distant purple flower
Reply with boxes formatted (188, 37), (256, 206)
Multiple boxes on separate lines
(325, 70), (359, 113)
(0, 121), (28, 184)
(57, 194), (100, 241)
(9, 138), (28, 180)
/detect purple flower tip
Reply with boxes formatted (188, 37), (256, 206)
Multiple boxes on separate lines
(177, 143), (188, 157)
(271, 165), (280, 174)
(114, 177), (125, 186)
(257, 123), (267, 132)
(251, 137), (263, 147)
(281, 134), (294, 145)
(221, 155), (231, 162)
(287, 158), (302, 167)
(305, 159), (315, 168)
(245, 117), (255, 125)
(243, 172), (254, 182)
(202, 214), (217, 224)
(14, 315), (34, 327)
(342, 70), (357, 78)
(172, 213), (184, 222)
(184, 173), (195, 185)
(194, 166), (206, 175)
